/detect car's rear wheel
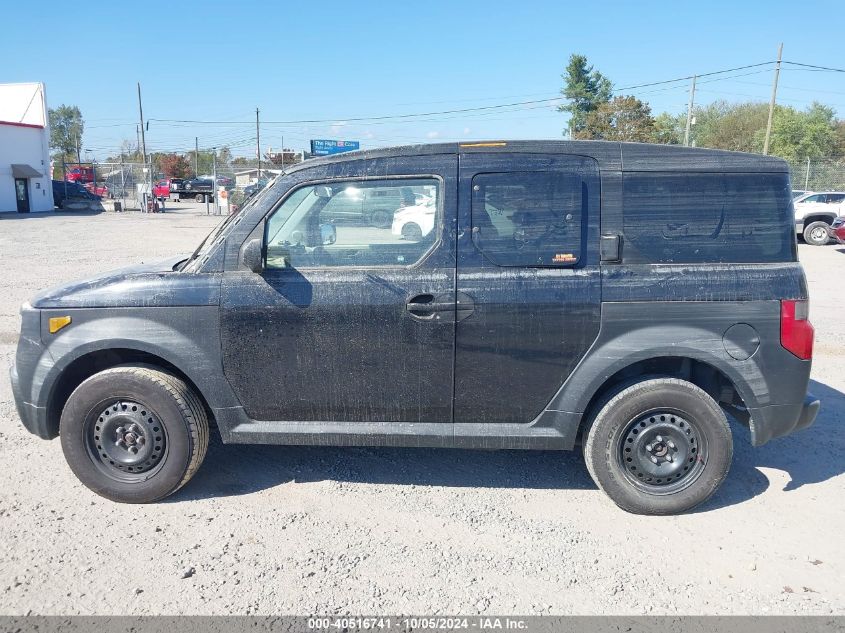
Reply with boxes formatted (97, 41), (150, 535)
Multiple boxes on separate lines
(195, 193), (205, 203)
(401, 222), (423, 241)
(583, 377), (732, 515)
(803, 221), (830, 246)
(369, 209), (391, 228)
(60, 365), (209, 503)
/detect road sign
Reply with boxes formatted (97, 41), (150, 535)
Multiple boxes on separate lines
(310, 139), (360, 156)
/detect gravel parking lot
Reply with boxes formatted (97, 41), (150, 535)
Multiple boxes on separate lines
(0, 208), (843, 615)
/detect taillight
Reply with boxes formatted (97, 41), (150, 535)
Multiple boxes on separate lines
(781, 299), (814, 360)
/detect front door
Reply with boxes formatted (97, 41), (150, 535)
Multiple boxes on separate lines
(454, 153), (602, 424)
(15, 178), (30, 213)
(220, 155), (458, 424)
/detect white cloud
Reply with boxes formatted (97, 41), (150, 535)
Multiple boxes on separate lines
(463, 127), (471, 136)
(330, 121), (348, 134)
(426, 131), (440, 139)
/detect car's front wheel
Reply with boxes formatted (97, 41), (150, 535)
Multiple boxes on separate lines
(195, 193), (205, 203)
(60, 365), (209, 503)
(803, 221), (830, 246)
(583, 377), (732, 515)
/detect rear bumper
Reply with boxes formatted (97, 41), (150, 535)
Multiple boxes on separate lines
(748, 394), (820, 446)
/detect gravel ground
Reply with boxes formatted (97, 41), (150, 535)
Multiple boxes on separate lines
(0, 208), (843, 615)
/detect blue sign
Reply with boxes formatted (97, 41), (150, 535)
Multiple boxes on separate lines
(310, 139), (360, 156)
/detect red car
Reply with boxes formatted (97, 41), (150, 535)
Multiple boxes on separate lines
(829, 217), (845, 244)
(66, 166), (95, 184)
(153, 179), (171, 199)
(84, 182), (109, 197)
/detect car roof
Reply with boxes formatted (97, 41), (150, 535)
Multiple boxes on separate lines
(282, 140), (789, 174)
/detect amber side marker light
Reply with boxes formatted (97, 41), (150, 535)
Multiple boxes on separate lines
(49, 316), (72, 334)
(459, 142), (507, 148)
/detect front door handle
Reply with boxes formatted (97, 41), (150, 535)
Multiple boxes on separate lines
(406, 293), (454, 321)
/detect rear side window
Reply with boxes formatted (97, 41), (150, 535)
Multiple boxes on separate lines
(622, 172), (794, 263)
(471, 172), (584, 266)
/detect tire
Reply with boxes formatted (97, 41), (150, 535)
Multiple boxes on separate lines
(195, 193), (205, 203)
(369, 209), (391, 229)
(59, 365), (209, 503)
(583, 377), (732, 515)
(803, 221), (830, 246)
(401, 222), (423, 241)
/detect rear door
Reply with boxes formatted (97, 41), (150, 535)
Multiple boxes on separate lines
(454, 152), (602, 424)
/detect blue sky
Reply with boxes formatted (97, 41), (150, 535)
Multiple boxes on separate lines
(3, 0), (843, 159)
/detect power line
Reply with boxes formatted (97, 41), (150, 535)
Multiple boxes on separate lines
(783, 61), (845, 74)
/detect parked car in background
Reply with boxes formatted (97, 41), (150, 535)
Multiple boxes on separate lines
(392, 198), (436, 241)
(84, 182), (109, 197)
(321, 184), (417, 228)
(51, 180), (101, 209)
(792, 189), (811, 199)
(243, 179), (269, 199)
(180, 178), (215, 203)
(828, 217), (845, 244)
(65, 166), (95, 184)
(793, 191), (845, 245)
(153, 179), (171, 200)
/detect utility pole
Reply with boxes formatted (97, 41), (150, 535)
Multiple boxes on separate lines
(137, 82), (147, 160)
(763, 43), (783, 156)
(683, 75), (697, 147)
(256, 107), (261, 179)
(136, 125), (141, 158)
(195, 137), (199, 176)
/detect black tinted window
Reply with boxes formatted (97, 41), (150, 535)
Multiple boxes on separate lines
(622, 172), (794, 263)
(471, 172), (583, 266)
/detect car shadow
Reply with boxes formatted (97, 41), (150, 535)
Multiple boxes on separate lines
(696, 378), (845, 511)
(171, 379), (845, 512)
(0, 209), (102, 220)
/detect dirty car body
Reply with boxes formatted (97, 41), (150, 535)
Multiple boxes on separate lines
(11, 141), (819, 513)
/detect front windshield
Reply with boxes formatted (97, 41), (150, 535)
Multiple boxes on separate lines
(180, 174), (280, 271)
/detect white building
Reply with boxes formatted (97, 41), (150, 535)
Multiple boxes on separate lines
(0, 83), (53, 213)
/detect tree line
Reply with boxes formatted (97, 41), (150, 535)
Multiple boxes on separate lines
(559, 54), (845, 161)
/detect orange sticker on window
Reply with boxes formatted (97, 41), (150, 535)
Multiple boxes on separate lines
(553, 253), (577, 263)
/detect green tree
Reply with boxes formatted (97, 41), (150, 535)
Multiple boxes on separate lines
(652, 112), (685, 145)
(558, 54), (613, 136)
(581, 95), (655, 142)
(763, 102), (838, 161)
(48, 105), (84, 162)
(689, 101), (769, 152)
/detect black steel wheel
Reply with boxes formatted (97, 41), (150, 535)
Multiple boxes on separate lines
(84, 400), (168, 482)
(617, 410), (707, 494)
(583, 377), (732, 515)
(60, 365), (209, 503)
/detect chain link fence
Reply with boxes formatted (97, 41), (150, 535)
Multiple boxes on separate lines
(788, 159), (845, 192)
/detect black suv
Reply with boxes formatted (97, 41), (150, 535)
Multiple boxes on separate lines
(11, 141), (819, 514)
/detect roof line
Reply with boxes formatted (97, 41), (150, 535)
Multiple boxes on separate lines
(0, 120), (44, 129)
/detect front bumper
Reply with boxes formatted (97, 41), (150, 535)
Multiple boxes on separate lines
(10, 362), (50, 439)
(748, 393), (820, 446)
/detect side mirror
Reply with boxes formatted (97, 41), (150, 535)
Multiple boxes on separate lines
(241, 238), (264, 273)
(320, 223), (337, 245)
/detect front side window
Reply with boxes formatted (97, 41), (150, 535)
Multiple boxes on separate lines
(264, 178), (440, 269)
(471, 172), (584, 266)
